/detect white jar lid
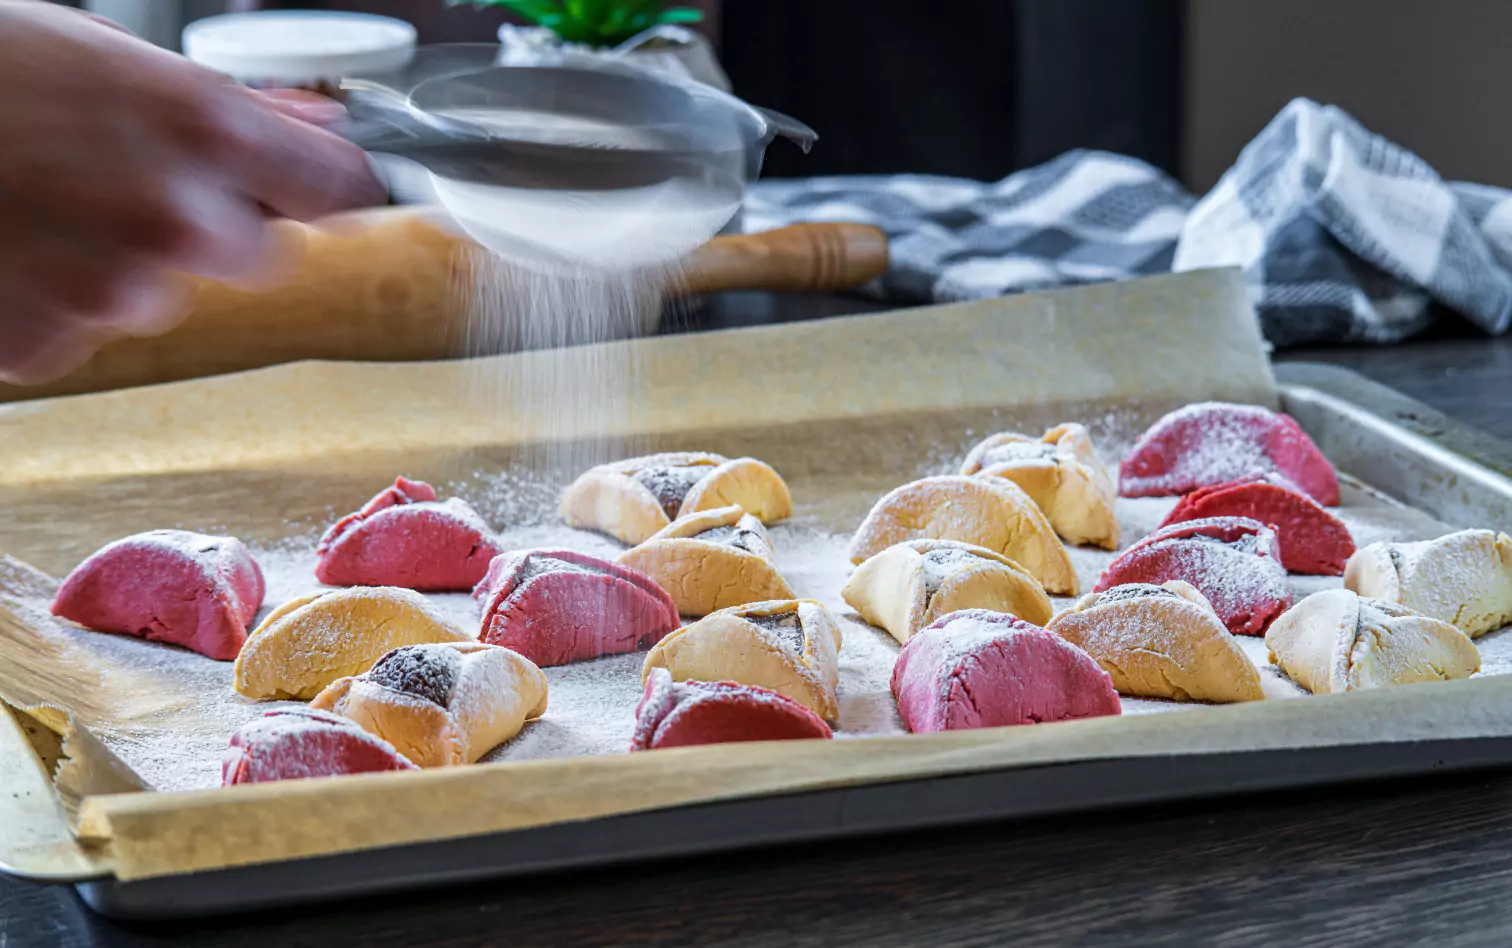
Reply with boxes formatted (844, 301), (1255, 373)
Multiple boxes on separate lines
(183, 11), (417, 84)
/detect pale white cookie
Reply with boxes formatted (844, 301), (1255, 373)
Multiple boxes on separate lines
(1265, 588), (1479, 694)
(1344, 529), (1512, 637)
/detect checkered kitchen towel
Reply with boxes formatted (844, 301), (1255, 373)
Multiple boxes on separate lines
(745, 98), (1512, 347)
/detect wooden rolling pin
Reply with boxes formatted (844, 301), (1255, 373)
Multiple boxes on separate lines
(0, 209), (888, 403)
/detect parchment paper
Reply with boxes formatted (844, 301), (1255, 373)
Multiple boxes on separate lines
(7, 266), (1505, 883)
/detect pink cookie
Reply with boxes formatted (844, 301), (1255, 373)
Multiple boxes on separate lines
(222, 707), (417, 785)
(1160, 475), (1355, 575)
(473, 549), (679, 666)
(890, 609), (1120, 733)
(1096, 516), (1291, 636)
(316, 476), (502, 591)
(1119, 402), (1339, 505)
(630, 667), (833, 750)
(51, 530), (265, 661)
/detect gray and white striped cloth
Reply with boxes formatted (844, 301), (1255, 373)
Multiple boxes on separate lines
(745, 98), (1512, 347)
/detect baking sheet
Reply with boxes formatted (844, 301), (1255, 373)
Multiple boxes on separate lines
(9, 266), (1505, 885)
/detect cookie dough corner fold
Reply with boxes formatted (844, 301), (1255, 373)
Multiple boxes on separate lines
(233, 587), (472, 701)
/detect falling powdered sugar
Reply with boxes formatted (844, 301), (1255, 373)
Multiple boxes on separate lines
(452, 247), (674, 483)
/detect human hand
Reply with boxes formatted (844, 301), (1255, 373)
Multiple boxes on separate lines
(0, 1), (386, 384)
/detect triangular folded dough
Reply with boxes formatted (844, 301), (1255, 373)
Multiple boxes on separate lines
(233, 587), (472, 700)
(1048, 581), (1264, 702)
(617, 505), (795, 617)
(1159, 475), (1354, 575)
(1118, 402), (1339, 505)
(842, 539), (1052, 645)
(642, 599), (842, 721)
(50, 529), (265, 661)
(960, 423), (1120, 550)
(631, 667), (832, 750)
(223, 708), (417, 784)
(890, 609), (1120, 732)
(1095, 516), (1290, 636)
(560, 452), (793, 545)
(312, 641), (548, 768)
(473, 548), (679, 666)
(315, 477), (502, 591)
(1344, 529), (1512, 637)
(847, 475), (1077, 595)
(1264, 588), (1480, 693)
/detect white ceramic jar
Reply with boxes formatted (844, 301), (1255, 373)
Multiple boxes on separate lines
(183, 10), (417, 96)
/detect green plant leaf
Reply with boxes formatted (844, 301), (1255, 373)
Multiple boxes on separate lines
(601, 4), (633, 36)
(494, 0), (566, 26)
(656, 7), (705, 24)
(633, 0), (676, 15)
(470, 0), (701, 47)
(552, 23), (595, 43)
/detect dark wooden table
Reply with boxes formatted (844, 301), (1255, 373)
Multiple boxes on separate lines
(5, 296), (1512, 948)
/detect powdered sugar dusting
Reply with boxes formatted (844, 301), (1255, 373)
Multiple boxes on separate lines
(366, 645), (462, 707)
(1130, 403), (1278, 488)
(634, 465), (707, 519)
(747, 612), (806, 655)
(981, 441), (1057, 466)
(225, 708), (415, 784)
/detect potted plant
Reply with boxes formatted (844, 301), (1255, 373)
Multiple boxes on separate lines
(457, 0), (729, 90)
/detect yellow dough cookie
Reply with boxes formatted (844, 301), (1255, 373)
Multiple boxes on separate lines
(642, 599), (842, 721)
(233, 587), (471, 701)
(1047, 581), (1263, 702)
(1344, 529), (1512, 637)
(841, 539), (1052, 645)
(560, 452), (793, 545)
(311, 641), (548, 768)
(847, 475), (1077, 594)
(617, 505), (795, 617)
(1265, 588), (1480, 694)
(960, 423), (1120, 550)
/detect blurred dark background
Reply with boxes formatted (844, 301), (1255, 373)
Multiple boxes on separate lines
(226, 0), (1186, 180)
(720, 1), (1183, 180)
(75, 0), (1512, 191)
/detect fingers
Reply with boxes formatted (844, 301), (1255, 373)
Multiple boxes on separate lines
(91, 270), (190, 338)
(223, 94), (388, 221)
(258, 89), (348, 127)
(155, 170), (274, 280)
(0, 274), (186, 386)
(0, 303), (113, 386)
(0, 231), (189, 384)
(0, 330), (111, 386)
